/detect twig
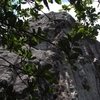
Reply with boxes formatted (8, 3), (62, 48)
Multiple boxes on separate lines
(0, 56), (28, 87)
(0, 56), (25, 72)
(25, 0), (51, 20)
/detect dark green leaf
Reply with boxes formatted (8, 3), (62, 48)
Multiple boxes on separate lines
(51, 79), (58, 84)
(91, 8), (95, 13)
(69, 0), (75, 4)
(62, 4), (71, 11)
(32, 97), (38, 100)
(22, 88), (30, 95)
(37, 27), (42, 35)
(28, 36), (39, 47)
(36, 0), (42, 2)
(12, 4), (17, 9)
(16, 19), (23, 27)
(44, 72), (52, 78)
(50, 71), (55, 77)
(42, 64), (52, 70)
(64, 38), (70, 49)
(48, 0), (53, 3)
(73, 42), (79, 46)
(26, 50), (32, 59)
(73, 33), (83, 41)
(16, 5), (21, 11)
(67, 34), (72, 42)
(25, 65), (32, 72)
(72, 48), (82, 55)
(0, 93), (4, 99)
(6, 84), (13, 94)
(8, 15), (16, 26)
(30, 56), (36, 60)
(58, 37), (71, 53)
(21, 2), (26, 4)
(72, 65), (77, 71)
(43, 0), (49, 10)
(48, 88), (54, 93)
(33, 37), (40, 44)
(55, 0), (61, 4)
(6, 11), (13, 17)
(69, 53), (80, 59)
(35, 2), (43, 11)
(98, 12), (100, 15)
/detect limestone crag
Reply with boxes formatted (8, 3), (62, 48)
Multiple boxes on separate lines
(0, 12), (100, 100)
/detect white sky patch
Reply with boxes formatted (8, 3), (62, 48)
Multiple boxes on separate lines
(42, 2), (77, 19)
(90, 2), (100, 41)
(21, 2), (31, 9)
(42, 2), (62, 13)
(21, 1), (100, 41)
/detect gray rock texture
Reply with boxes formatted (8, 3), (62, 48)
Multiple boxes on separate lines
(0, 12), (100, 100)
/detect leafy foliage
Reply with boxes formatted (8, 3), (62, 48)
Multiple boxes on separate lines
(0, 0), (100, 99)
(57, 33), (82, 70)
(62, 0), (100, 39)
(60, 0), (100, 70)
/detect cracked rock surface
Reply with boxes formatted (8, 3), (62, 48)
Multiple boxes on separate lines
(0, 12), (100, 100)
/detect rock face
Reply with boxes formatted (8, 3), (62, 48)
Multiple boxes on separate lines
(0, 12), (100, 100)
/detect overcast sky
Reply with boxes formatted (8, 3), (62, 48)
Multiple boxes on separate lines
(22, 0), (100, 41)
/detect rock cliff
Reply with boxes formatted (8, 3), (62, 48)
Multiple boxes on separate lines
(0, 12), (100, 100)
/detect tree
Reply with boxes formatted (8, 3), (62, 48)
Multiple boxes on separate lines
(0, 0), (100, 100)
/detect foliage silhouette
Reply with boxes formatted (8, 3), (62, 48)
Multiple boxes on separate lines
(0, 0), (100, 100)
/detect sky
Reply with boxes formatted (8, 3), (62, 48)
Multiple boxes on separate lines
(21, 0), (100, 41)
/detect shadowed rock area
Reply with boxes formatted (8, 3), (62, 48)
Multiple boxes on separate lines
(0, 12), (100, 100)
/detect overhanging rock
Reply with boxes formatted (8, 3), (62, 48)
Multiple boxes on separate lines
(0, 12), (100, 100)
